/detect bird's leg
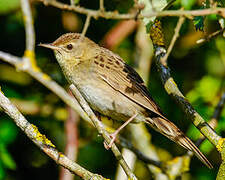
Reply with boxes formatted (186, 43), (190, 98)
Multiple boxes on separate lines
(104, 112), (138, 149)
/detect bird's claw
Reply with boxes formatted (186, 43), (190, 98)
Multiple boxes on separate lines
(104, 132), (117, 150)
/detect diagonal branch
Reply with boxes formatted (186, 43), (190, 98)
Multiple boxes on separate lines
(196, 28), (225, 44)
(21, 0), (35, 52)
(0, 51), (92, 125)
(196, 92), (225, 146)
(149, 20), (221, 148)
(81, 15), (92, 37)
(69, 84), (138, 180)
(0, 89), (105, 180)
(160, 15), (185, 66)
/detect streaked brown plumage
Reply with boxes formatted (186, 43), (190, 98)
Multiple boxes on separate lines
(40, 33), (213, 169)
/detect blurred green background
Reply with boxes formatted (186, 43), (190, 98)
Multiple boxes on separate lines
(0, 0), (224, 179)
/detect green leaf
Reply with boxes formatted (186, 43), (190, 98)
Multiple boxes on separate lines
(146, 21), (154, 33)
(0, 0), (20, 15)
(181, 0), (196, 9)
(187, 76), (221, 103)
(192, 1), (209, 31)
(187, 125), (201, 140)
(0, 162), (5, 180)
(196, 168), (215, 180)
(193, 15), (205, 31)
(0, 146), (16, 170)
(1, 86), (22, 99)
(0, 120), (18, 145)
(200, 140), (214, 154)
(74, 0), (80, 5)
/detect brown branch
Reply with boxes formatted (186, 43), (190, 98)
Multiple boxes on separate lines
(99, 0), (104, 12)
(161, 15), (185, 66)
(133, 22), (168, 179)
(211, 92), (225, 122)
(1, 1), (135, 178)
(118, 136), (162, 168)
(39, 0), (225, 19)
(70, 0), (74, 6)
(21, 0), (35, 52)
(81, 15), (91, 37)
(0, 51), (92, 125)
(115, 149), (136, 180)
(196, 28), (225, 44)
(0, 89), (105, 180)
(155, 47), (221, 147)
(69, 84), (138, 180)
(195, 92), (225, 146)
(150, 21), (221, 148)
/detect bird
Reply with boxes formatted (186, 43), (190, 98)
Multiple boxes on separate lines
(39, 33), (213, 169)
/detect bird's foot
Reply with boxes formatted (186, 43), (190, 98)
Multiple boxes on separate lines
(103, 112), (138, 150)
(104, 131), (118, 150)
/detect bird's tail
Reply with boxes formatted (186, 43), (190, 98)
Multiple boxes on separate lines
(145, 116), (213, 169)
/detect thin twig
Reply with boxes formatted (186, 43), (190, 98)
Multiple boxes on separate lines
(212, 92), (225, 121)
(155, 48), (221, 147)
(0, 90), (105, 180)
(149, 20), (221, 148)
(115, 148), (136, 180)
(70, 0), (74, 6)
(99, 0), (104, 12)
(39, 0), (225, 19)
(69, 84), (138, 180)
(20, 0), (35, 52)
(118, 136), (162, 168)
(0, 51), (92, 125)
(19, 0), (92, 125)
(184, 92), (225, 179)
(161, 16), (185, 66)
(81, 15), (91, 37)
(196, 28), (225, 44)
(195, 92), (225, 147)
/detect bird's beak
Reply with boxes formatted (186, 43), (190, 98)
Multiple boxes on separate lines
(38, 43), (60, 50)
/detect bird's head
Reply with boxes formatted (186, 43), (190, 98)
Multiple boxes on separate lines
(39, 33), (98, 67)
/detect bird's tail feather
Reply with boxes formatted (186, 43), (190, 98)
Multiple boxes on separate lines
(176, 133), (213, 169)
(145, 116), (213, 169)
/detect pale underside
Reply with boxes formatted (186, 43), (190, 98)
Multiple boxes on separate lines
(52, 36), (212, 168)
(69, 47), (166, 124)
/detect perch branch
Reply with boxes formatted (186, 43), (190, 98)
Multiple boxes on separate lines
(196, 28), (225, 44)
(160, 15), (185, 66)
(0, 89), (105, 180)
(0, 51), (92, 125)
(21, 0), (35, 52)
(81, 15), (91, 37)
(69, 84), (138, 180)
(149, 20), (221, 148)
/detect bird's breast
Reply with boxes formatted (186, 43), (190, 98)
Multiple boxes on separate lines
(75, 77), (146, 123)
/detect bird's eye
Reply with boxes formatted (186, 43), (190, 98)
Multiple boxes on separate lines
(66, 44), (73, 50)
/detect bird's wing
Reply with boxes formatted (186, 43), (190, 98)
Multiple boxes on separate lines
(95, 48), (165, 118)
(94, 49), (213, 169)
